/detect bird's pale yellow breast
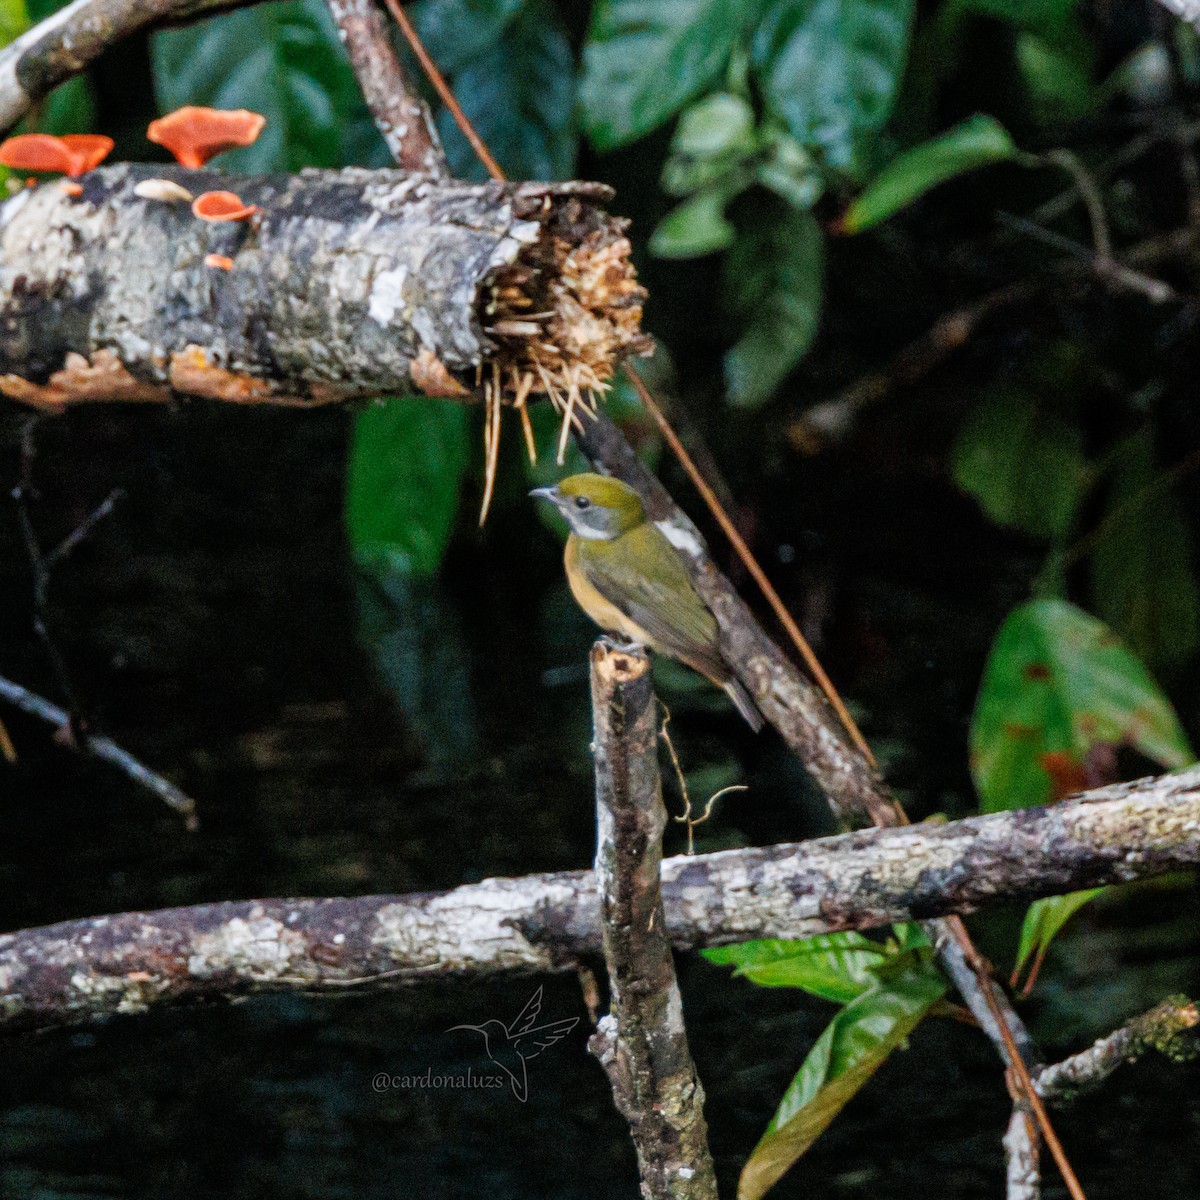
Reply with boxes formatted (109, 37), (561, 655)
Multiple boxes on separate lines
(564, 535), (653, 645)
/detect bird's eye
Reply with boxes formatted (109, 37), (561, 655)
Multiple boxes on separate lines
(574, 496), (591, 510)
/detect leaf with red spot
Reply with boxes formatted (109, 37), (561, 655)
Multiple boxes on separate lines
(972, 599), (1194, 983)
(970, 599), (1192, 815)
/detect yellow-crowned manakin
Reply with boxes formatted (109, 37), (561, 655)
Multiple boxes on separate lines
(531, 473), (763, 731)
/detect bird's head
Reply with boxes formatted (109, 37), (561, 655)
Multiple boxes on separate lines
(529, 474), (645, 540)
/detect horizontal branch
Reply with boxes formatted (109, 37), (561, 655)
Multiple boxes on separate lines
(2, 767), (1197, 1034)
(0, 164), (646, 409)
(1037, 996), (1200, 1102)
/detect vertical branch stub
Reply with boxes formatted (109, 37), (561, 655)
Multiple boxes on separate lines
(588, 640), (718, 1200)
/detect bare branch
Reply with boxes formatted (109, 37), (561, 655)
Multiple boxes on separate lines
(588, 641), (717, 1199)
(1004, 1103), (1041, 1200)
(324, 0), (446, 175)
(2, 767), (1199, 1033)
(0, 674), (198, 827)
(1037, 997), (1200, 1103)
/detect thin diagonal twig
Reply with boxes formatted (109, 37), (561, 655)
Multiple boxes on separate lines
(0, 674), (197, 827)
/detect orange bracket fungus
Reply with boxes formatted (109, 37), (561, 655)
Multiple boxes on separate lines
(204, 254), (234, 271)
(191, 191), (258, 222)
(147, 107), (266, 169)
(0, 133), (113, 176)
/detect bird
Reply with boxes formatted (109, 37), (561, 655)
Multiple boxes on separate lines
(530, 473), (763, 731)
(448, 985), (579, 1102)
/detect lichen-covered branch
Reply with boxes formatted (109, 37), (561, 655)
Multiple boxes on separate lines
(0, 164), (646, 410)
(1036, 996), (1200, 1102)
(324, 0), (446, 176)
(587, 642), (717, 1200)
(1004, 1104), (1041, 1200)
(2, 766), (1199, 1034)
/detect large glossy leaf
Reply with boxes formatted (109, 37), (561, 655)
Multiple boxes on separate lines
(407, 0), (524, 75)
(153, 0), (388, 172)
(970, 599), (1193, 814)
(723, 203), (824, 407)
(751, 0), (915, 177)
(431, 0), (575, 182)
(580, 0), (744, 150)
(738, 961), (947, 1200)
(953, 387), (1087, 541)
(703, 933), (890, 1002)
(842, 114), (1016, 232)
(1091, 430), (1200, 671)
(345, 396), (471, 579)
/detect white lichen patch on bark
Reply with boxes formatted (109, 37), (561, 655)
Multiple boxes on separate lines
(188, 915), (313, 982)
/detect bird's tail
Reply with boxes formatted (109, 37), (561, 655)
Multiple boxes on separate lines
(723, 678), (765, 733)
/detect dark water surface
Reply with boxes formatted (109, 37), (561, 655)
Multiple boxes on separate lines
(0, 406), (1197, 1198)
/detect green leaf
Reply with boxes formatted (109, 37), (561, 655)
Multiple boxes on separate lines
(739, 962), (947, 1200)
(152, 0), (387, 173)
(1090, 430), (1200, 671)
(723, 203), (824, 408)
(660, 93), (758, 198)
(430, 0), (576, 182)
(751, 0), (915, 178)
(842, 114), (1016, 232)
(0, 0), (27, 45)
(703, 933), (890, 1003)
(1013, 889), (1104, 978)
(355, 567), (478, 773)
(672, 91), (757, 160)
(651, 189), (738, 258)
(580, 0), (745, 150)
(952, 388), (1086, 541)
(1013, 26), (1095, 126)
(407, 0), (524, 75)
(970, 599), (1194, 814)
(755, 126), (825, 209)
(345, 396), (471, 579)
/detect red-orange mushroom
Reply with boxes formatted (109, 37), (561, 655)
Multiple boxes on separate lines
(147, 107), (266, 169)
(191, 190), (258, 222)
(0, 133), (113, 177)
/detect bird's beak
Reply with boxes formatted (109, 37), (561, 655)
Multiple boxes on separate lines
(528, 486), (560, 506)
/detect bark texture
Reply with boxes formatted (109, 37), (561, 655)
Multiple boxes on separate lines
(324, 0), (445, 176)
(1004, 1107), (1041, 1200)
(587, 642), (717, 1200)
(0, 164), (642, 408)
(2, 767), (1197, 1034)
(1036, 996), (1200, 1102)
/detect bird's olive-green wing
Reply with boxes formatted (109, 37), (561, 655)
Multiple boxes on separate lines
(576, 523), (725, 678)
